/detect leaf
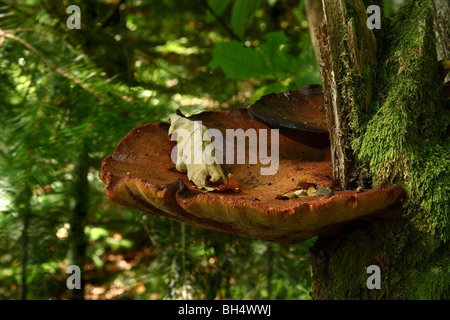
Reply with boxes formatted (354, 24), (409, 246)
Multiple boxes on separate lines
(275, 179), (333, 200)
(315, 188), (334, 199)
(218, 173), (240, 192)
(295, 178), (317, 190)
(193, 173), (241, 193)
(258, 31), (289, 74)
(209, 30), (311, 83)
(287, 42), (322, 88)
(275, 189), (307, 200)
(168, 115), (226, 188)
(209, 41), (266, 79)
(307, 186), (317, 197)
(230, 0), (262, 39)
(206, 0), (233, 23)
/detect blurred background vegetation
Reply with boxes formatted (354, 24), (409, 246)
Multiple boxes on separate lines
(0, 0), (396, 300)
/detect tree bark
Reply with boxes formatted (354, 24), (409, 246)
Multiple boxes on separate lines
(430, 0), (450, 62)
(315, 0), (378, 190)
(304, 0), (323, 64)
(310, 0), (450, 299)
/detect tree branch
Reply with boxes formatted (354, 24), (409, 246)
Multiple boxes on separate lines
(3, 31), (105, 103)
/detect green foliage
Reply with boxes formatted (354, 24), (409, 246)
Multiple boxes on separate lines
(210, 31), (321, 102)
(209, 31), (296, 80)
(231, 0), (263, 39)
(0, 0), (320, 300)
(210, 40), (268, 79)
(207, 0), (233, 23)
(207, 0), (321, 104)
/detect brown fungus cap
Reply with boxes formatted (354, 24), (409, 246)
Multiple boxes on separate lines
(99, 108), (405, 244)
(248, 84), (329, 148)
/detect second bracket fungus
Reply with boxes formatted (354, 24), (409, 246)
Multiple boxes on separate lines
(248, 84), (329, 148)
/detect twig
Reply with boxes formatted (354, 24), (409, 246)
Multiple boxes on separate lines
(3, 28), (49, 35)
(204, 0), (241, 41)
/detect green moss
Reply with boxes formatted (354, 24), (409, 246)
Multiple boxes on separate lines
(314, 0), (450, 299)
(335, 6), (379, 188)
(408, 142), (450, 241)
(357, 0), (449, 242)
(401, 246), (450, 299)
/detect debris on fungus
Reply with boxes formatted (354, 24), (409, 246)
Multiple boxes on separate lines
(218, 173), (240, 192)
(99, 86), (405, 244)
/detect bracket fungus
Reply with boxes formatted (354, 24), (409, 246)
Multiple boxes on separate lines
(249, 84), (329, 149)
(99, 85), (405, 244)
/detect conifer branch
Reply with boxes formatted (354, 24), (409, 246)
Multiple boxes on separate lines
(1, 30), (105, 103)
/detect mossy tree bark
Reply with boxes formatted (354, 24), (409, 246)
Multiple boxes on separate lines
(310, 0), (449, 299)
(316, 0), (378, 190)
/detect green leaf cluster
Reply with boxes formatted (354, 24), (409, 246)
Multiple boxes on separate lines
(210, 31), (320, 102)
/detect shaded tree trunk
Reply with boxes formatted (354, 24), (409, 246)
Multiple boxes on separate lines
(68, 142), (89, 300)
(204, 238), (231, 300)
(19, 187), (31, 300)
(310, 0), (449, 299)
(304, 0), (323, 64)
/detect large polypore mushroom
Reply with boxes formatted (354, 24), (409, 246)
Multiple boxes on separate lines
(249, 84), (329, 149)
(99, 85), (405, 244)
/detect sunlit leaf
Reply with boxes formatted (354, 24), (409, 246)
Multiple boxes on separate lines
(209, 41), (266, 79)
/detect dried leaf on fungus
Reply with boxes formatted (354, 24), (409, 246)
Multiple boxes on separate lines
(315, 188), (334, 199)
(307, 186), (317, 196)
(275, 180), (334, 200)
(194, 173), (241, 193)
(295, 178), (317, 189)
(218, 173), (240, 192)
(168, 114), (226, 188)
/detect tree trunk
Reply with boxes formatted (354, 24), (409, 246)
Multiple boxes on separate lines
(68, 143), (89, 300)
(315, 0), (378, 190)
(304, 0), (323, 64)
(430, 0), (449, 64)
(19, 187), (31, 300)
(310, 0), (449, 299)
